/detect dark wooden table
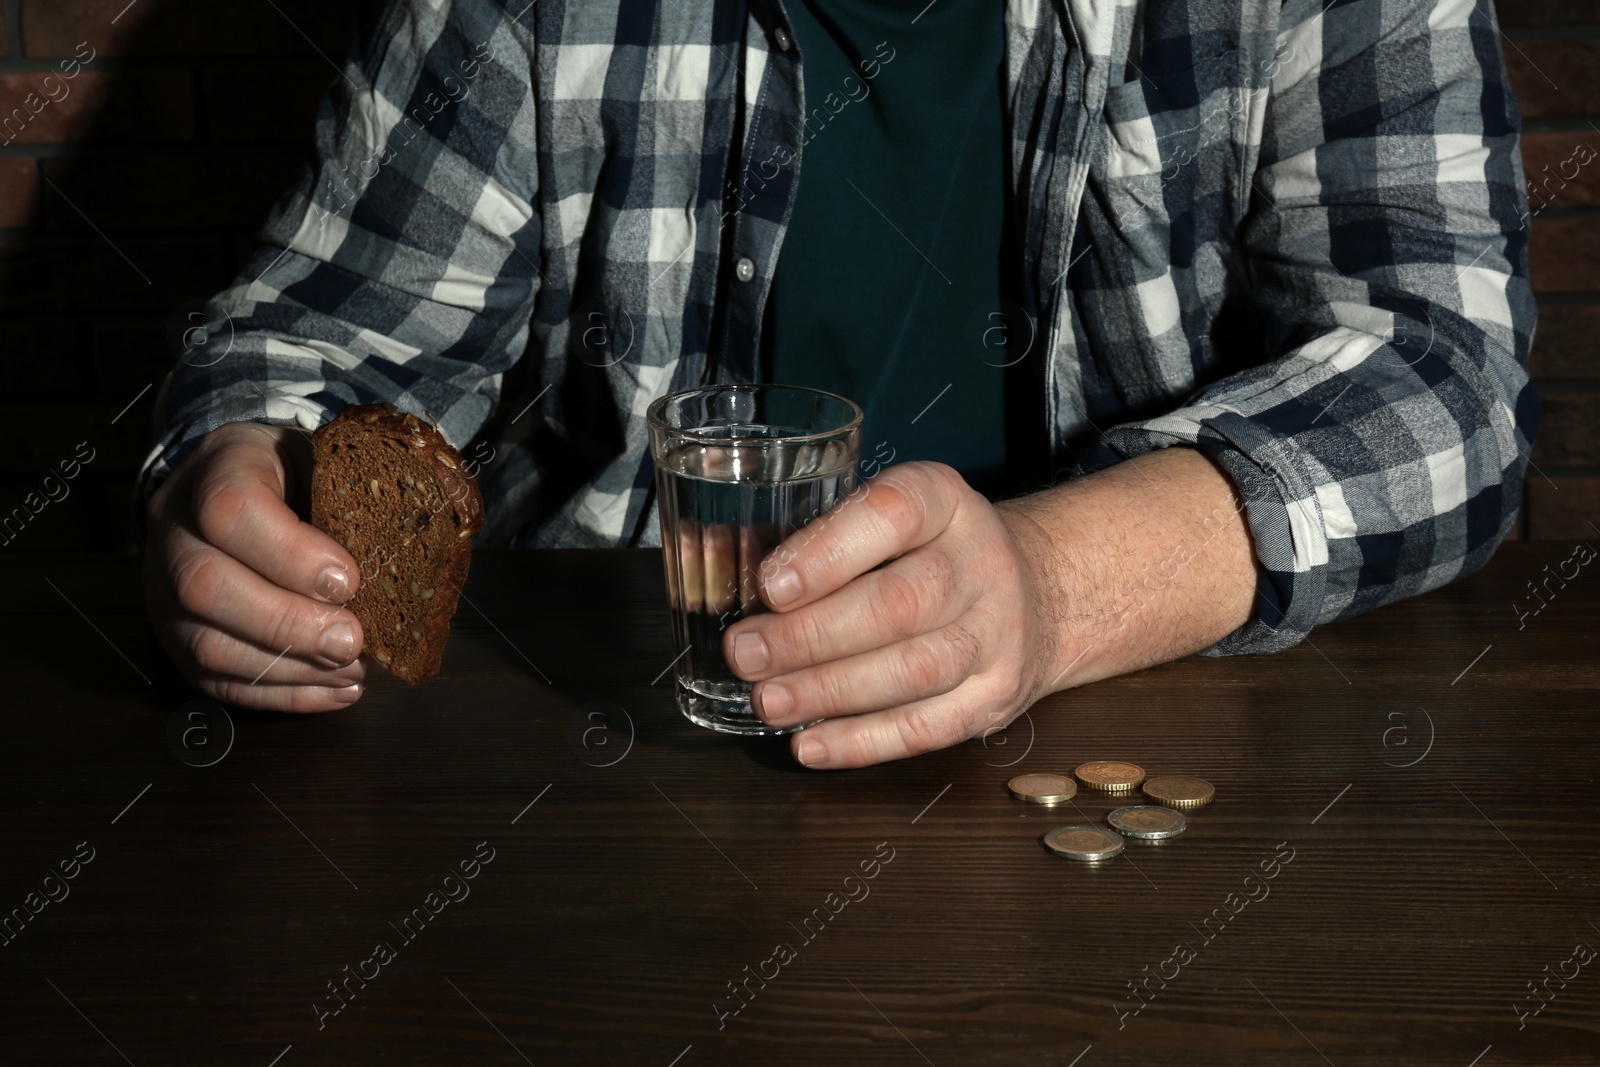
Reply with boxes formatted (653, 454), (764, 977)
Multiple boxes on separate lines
(1, 543), (1597, 1065)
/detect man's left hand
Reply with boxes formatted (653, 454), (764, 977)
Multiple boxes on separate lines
(722, 461), (1065, 769)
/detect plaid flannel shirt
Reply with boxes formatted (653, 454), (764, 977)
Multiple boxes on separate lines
(139, 0), (1538, 655)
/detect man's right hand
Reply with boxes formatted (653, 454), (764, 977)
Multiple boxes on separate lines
(144, 422), (367, 711)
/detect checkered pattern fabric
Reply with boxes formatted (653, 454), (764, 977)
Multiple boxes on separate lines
(139, 0), (1537, 655)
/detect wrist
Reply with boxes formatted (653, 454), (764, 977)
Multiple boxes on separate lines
(996, 498), (1093, 698)
(996, 447), (1257, 694)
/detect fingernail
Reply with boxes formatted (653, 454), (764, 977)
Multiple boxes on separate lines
(335, 657), (368, 683)
(319, 622), (356, 666)
(331, 683), (362, 705)
(316, 566), (352, 604)
(795, 733), (825, 767)
(764, 565), (801, 608)
(759, 682), (792, 722)
(731, 631), (769, 674)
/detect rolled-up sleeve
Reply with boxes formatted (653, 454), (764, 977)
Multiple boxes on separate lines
(135, 0), (542, 505)
(1081, 0), (1539, 654)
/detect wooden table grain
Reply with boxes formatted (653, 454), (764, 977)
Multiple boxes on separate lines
(1, 543), (1597, 1066)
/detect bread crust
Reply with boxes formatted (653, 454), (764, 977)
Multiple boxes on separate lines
(309, 403), (485, 684)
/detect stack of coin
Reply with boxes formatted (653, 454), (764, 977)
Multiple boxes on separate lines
(1005, 762), (1216, 862)
(1074, 761), (1146, 794)
(1107, 805), (1187, 840)
(1141, 775), (1215, 810)
(1042, 825), (1124, 862)
(1007, 773), (1077, 805)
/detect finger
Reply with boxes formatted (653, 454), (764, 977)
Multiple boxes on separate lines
(702, 522), (738, 615)
(752, 622), (981, 729)
(726, 543), (973, 680)
(756, 462), (967, 612)
(165, 531), (363, 668)
(192, 424), (361, 605)
(170, 617), (368, 687)
(190, 672), (365, 713)
(738, 524), (779, 610)
(788, 681), (1005, 770)
(674, 518), (703, 612)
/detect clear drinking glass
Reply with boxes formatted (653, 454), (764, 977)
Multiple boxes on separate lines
(647, 384), (863, 735)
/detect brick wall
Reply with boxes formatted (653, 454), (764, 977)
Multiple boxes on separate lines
(1501, 2), (1600, 539)
(0, 0), (378, 552)
(0, 1), (1592, 552)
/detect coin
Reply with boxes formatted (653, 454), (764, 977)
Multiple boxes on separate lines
(1107, 805), (1188, 840)
(1142, 775), (1215, 810)
(1074, 760), (1146, 792)
(1008, 773), (1077, 804)
(1043, 825), (1125, 861)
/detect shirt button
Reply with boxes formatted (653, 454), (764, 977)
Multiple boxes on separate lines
(734, 256), (756, 283)
(773, 26), (793, 52)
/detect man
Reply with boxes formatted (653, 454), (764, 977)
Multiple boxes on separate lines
(139, 0), (1538, 769)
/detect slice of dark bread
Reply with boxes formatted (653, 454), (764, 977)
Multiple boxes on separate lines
(309, 403), (485, 684)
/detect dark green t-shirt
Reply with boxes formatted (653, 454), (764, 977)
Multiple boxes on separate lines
(761, 0), (1028, 497)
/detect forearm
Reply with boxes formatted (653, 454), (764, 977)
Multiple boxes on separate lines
(998, 447), (1257, 694)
